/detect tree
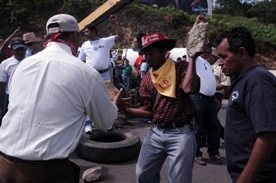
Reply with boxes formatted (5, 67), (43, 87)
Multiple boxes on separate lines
(214, 0), (252, 16)
(246, 0), (276, 25)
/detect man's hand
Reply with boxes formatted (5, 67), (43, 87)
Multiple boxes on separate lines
(109, 14), (119, 24)
(12, 26), (21, 37)
(113, 88), (125, 111)
(195, 15), (207, 25)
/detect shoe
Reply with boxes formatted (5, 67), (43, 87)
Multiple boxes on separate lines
(195, 156), (207, 166)
(84, 125), (92, 134)
(210, 154), (223, 164)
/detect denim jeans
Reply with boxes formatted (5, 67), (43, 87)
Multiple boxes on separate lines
(122, 75), (132, 92)
(136, 124), (196, 183)
(100, 71), (111, 81)
(191, 94), (221, 157)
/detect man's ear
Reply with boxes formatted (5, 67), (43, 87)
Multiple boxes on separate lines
(239, 47), (248, 58)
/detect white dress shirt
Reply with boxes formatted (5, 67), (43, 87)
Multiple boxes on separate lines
(0, 42), (118, 160)
(195, 56), (216, 96)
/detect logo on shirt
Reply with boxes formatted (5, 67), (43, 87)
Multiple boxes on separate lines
(231, 91), (239, 101)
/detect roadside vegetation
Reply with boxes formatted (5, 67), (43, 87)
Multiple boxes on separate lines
(0, 0), (275, 68)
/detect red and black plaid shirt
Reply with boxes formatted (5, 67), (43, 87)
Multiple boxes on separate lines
(139, 61), (197, 123)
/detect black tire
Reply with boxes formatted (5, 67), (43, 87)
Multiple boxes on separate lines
(76, 131), (141, 163)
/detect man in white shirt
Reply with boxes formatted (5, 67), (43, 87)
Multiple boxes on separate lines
(0, 37), (26, 120)
(0, 13), (123, 183)
(78, 14), (123, 81)
(191, 43), (222, 166)
(78, 15), (123, 133)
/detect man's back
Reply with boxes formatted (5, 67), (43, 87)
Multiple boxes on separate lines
(0, 42), (117, 160)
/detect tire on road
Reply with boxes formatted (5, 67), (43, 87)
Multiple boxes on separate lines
(76, 131), (141, 163)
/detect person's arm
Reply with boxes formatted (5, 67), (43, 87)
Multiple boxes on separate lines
(182, 56), (199, 93)
(113, 87), (152, 118)
(125, 106), (153, 118)
(236, 132), (276, 183)
(183, 15), (207, 93)
(191, 0), (201, 7)
(110, 14), (123, 43)
(0, 27), (21, 51)
(77, 44), (86, 62)
(216, 84), (228, 91)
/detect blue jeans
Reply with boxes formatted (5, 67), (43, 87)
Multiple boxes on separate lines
(100, 71), (111, 81)
(191, 94), (221, 157)
(136, 124), (196, 183)
(122, 74), (132, 93)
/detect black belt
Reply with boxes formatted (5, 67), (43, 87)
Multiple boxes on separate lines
(195, 93), (214, 99)
(97, 68), (109, 74)
(0, 151), (68, 165)
(153, 121), (191, 129)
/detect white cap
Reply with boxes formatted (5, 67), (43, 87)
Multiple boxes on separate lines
(46, 14), (80, 35)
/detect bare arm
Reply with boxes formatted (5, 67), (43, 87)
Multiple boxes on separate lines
(110, 14), (123, 43)
(183, 15), (207, 93)
(216, 84), (228, 91)
(0, 27), (21, 51)
(236, 132), (276, 183)
(183, 56), (199, 94)
(114, 89), (153, 118)
(125, 107), (152, 119)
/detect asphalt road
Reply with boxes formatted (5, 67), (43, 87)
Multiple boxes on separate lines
(70, 100), (232, 183)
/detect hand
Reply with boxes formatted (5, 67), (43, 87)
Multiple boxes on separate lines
(191, 0), (201, 7)
(113, 88), (125, 111)
(12, 26), (21, 36)
(195, 15), (206, 24)
(109, 14), (119, 24)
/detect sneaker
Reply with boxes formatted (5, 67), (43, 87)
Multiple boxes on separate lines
(210, 154), (223, 164)
(84, 125), (92, 134)
(195, 156), (207, 166)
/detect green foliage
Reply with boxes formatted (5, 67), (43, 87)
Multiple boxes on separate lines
(246, 1), (276, 25)
(214, 0), (252, 16)
(209, 14), (276, 44)
(0, 0), (275, 47)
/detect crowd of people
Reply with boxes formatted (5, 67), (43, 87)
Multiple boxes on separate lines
(0, 12), (275, 183)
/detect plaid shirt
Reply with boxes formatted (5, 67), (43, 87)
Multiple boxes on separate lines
(140, 61), (197, 123)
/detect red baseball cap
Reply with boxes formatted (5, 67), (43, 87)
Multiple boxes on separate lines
(140, 33), (176, 53)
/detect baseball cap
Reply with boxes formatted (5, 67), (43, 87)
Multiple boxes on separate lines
(140, 33), (176, 53)
(46, 14), (80, 35)
(10, 37), (26, 50)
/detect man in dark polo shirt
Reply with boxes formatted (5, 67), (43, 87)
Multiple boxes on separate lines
(121, 27), (202, 182)
(216, 27), (276, 183)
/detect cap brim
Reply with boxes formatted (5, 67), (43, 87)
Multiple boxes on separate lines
(12, 44), (26, 50)
(140, 39), (176, 53)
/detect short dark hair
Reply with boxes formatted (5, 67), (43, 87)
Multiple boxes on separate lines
(84, 23), (98, 35)
(216, 27), (256, 57)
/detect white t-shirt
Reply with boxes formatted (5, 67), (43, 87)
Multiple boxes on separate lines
(195, 56), (216, 96)
(78, 36), (116, 70)
(0, 56), (20, 94)
(0, 42), (118, 160)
